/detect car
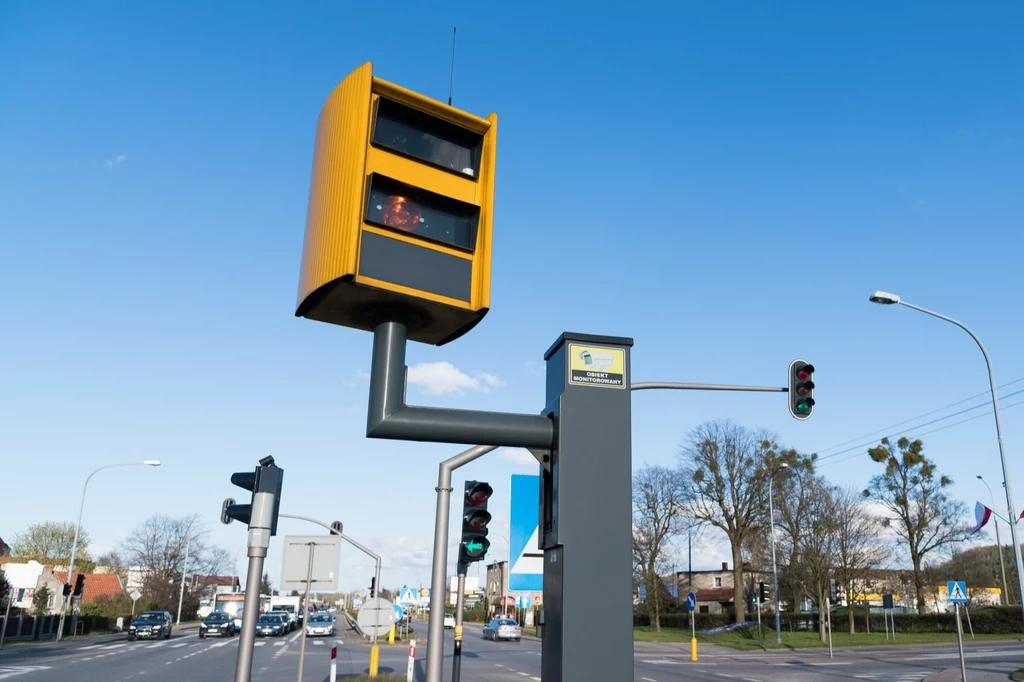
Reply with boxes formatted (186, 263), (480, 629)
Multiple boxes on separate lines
(305, 612), (335, 637)
(482, 618), (522, 642)
(256, 614), (287, 637)
(443, 613), (456, 629)
(266, 610), (295, 632)
(199, 611), (235, 638)
(128, 610), (173, 641)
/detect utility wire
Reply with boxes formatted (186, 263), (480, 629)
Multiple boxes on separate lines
(814, 387), (1024, 464)
(815, 376), (1024, 455)
(818, 398), (1024, 468)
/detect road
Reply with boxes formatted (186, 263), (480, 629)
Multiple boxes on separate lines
(2, 621), (1023, 681)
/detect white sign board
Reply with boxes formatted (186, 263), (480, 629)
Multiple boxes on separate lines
(280, 535), (342, 591)
(129, 589), (142, 602)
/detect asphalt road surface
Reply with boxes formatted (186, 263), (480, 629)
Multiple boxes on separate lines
(2, 623), (1024, 681)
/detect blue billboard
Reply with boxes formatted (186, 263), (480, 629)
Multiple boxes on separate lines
(509, 474), (543, 591)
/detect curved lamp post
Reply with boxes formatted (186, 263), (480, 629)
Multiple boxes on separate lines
(56, 460), (161, 641)
(870, 290), (1024, 620)
(768, 462), (789, 645)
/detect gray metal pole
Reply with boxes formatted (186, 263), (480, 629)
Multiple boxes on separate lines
(425, 445), (498, 682)
(978, 477), (1010, 605)
(769, 477), (781, 645)
(631, 381), (787, 392)
(366, 321), (553, 448)
(234, 547), (267, 682)
(177, 532), (192, 625)
(297, 542), (315, 682)
(955, 604), (967, 682)
(0, 585), (13, 650)
(373, 557), (381, 644)
(452, 572), (466, 682)
(898, 300), (1024, 622)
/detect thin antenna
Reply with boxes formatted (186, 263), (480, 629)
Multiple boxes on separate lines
(448, 27), (457, 106)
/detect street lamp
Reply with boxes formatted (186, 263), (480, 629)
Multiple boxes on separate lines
(977, 475), (1011, 605)
(768, 462), (789, 645)
(57, 460), (161, 641)
(870, 290), (1024, 621)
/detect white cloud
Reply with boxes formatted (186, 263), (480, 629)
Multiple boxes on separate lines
(104, 154), (127, 169)
(407, 361), (505, 396)
(522, 360), (544, 377)
(343, 368), (370, 389)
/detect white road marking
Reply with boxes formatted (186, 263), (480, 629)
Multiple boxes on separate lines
(313, 640), (324, 646)
(101, 643), (128, 650)
(254, 642), (266, 647)
(170, 642), (189, 648)
(144, 642), (166, 649)
(77, 644), (103, 650)
(274, 642), (286, 647)
(641, 678), (656, 682)
(0, 666), (53, 680)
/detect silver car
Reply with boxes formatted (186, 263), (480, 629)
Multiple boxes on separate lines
(305, 612), (335, 637)
(482, 618), (522, 642)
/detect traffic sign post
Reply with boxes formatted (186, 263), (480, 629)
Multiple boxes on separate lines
(686, 592), (697, 661)
(948, 581), (969, 680)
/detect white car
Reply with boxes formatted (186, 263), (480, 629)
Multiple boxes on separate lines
(443, 613), (456, 629)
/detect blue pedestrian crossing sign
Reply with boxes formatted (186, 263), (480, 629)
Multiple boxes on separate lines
(947, 581), (968, 604)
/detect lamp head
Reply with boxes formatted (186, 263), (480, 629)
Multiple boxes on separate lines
(869, 291), (901, 305)
(144, 460), (161, 466)
(977, 475), (983, 480)
(779, 462), (790, 470)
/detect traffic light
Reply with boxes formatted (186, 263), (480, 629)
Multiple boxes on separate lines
(369, 577), (376, 598)
(223, 457), (284, 535)
(73, 574), (86, 598)
(758, 582), (768, 604)
(63, 583), (72, 597)
(459, 481), (493, 566)
(788, 359), (815, 420)
(1, 579), (10, 600)
(830, 579), (843, 603)
(296, 62), (499, 346)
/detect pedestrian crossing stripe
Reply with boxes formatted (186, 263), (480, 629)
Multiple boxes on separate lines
(947, 580), (968, 603)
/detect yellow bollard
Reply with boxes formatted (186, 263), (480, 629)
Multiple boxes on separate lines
(369, 642), (380, 677)
(690, 637), (698, 662)
(388, 624), (395, 645)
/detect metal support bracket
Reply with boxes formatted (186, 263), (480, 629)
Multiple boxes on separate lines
(366, 321), (555, 448)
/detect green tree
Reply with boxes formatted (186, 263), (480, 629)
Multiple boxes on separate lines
(261, 572), (273, 596)
(864, 437), (968, 612)
(11, 522), (94, 571)
(32, 584), (51, 616)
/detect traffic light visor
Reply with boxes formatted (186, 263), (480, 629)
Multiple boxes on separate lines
(365, 174), (480, 251)
(795, 398), (815, 413)
(465, 509), (491, 531)
(230, 471), (258, 491)
(797, 365), (815, 380)
(466, 482), (493, 506)
(372, 97), (483, 178)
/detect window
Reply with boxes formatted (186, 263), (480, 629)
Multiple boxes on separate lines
(364, 174), (479, 251)
(714, 577), (722, 588)
(371, 97), (483, 178)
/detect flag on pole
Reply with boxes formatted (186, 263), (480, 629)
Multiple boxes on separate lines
(969, 501), (992, 535)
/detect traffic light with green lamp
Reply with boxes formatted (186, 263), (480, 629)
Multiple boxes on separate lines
(459, 481), (493, 567)
(788, 360), (815, 420)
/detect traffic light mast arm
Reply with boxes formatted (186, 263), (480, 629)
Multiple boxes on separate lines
(366, 321), (554, 448)
(631, 382), (788, 392)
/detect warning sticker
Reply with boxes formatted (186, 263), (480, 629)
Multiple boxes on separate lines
(568, 344), (626, 389)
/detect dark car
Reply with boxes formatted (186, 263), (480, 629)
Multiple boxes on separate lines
(199, 611), (235, 638)
(128, 610), (173, 641)
(256, 614), (286, 637)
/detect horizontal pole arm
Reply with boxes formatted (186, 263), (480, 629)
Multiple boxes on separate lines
(631, 381), (787, 392)
(279, 512), (381, 562)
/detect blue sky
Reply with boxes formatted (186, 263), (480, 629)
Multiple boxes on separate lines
(2, 1), (1023, 593)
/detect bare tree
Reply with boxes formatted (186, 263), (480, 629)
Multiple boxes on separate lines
(632, 464), (694, 631)
(118, 514), (232, 616)
(795, 478), (837, 642)
(770, 458), (817, 614)
(679, 420), (790, 622)
(831, 486), (888, 634)
(864, 437), (969, 612)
